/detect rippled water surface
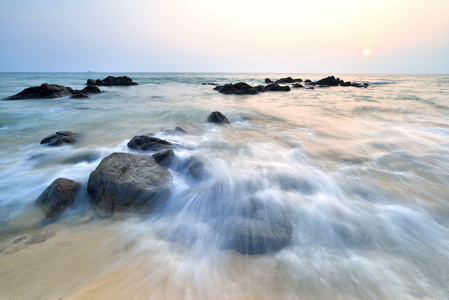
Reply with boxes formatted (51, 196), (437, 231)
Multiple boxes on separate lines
(0, 73), (449, 299)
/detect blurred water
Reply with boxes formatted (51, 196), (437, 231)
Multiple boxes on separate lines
(0, 73), (449, 299)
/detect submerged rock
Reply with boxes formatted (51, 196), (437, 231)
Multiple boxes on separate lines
(87, 152), (173, 216)
(4, 83), (74, 100)
(86, 76), (138, 86)
(40, 131), (79, 146)
(152, 149), (176, 166)
(220, 198), (293, 255)
(207, 111), (230, 124)
(127, 135), (173, 151)
(36, 178), (81, 218)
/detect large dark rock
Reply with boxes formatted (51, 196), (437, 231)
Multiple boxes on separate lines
(80, 85), (102, 94)
(214, 82), (258, 95)
(152, 149), (176, 166)
(5, 83), (74, 100)
(220, 198), (293, 255)
(315, 76), (343, 86)
(127, 135), (173, 151)
(40, 131), (79, 146)
(86, 76), (138, 86)
(87, 152), (173, 216)
(275, 77), (295, 84)
(36, 178), (81, 218)
(207, 111), (230, 124)
(265, 78), (273, 83)
(264, 83), (291, 92)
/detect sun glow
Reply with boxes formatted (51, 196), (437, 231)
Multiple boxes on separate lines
(362, 49), (372, 56)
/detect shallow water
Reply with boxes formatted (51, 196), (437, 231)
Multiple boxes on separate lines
(0, 73), (449, 299)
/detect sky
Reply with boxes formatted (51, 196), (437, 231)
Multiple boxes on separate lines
(0, 0), (449, 73)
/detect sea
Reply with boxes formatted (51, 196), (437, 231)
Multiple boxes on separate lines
(0, 72), (448, 299)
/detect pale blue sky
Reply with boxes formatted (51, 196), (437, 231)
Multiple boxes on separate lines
(1, 0), (448, 73)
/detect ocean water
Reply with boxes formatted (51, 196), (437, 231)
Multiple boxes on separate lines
(0, 72), (448, 299)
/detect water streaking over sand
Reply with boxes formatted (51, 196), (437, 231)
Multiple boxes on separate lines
(0, 73), (449, 299)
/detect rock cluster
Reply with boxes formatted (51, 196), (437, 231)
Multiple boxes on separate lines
(3, 76), (138, 100)
(214, 75), (369, 95)
(33, 110), (294, 255)
(86, 76), (138, 86)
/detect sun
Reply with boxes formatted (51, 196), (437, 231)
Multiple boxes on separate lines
(362, 49), (372, 56)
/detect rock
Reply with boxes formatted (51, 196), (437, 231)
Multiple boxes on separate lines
(292, 83), (304, 88)
(4, 83), (74, 100)
(275, 77), (295, 84)
(86, 79), (97, 85)
(214, 82), (258, 95)
(127, 135), (173, 151)
(86, 76), (138, 86)
(304, 79), (312, 84)
(315, 76), (343, 86)
(36, 178), (81, 218)
(254, 85), (266, 93)
(160, 127), (189, 135)
(71, 93), (89, 99)
(265, 78), (273, 83)
(183, 156), (207, 179)
(202, 82), (217, 85)
(220, 198), (293, 255)
(207, 111), (230, 124)
(152, 149), (175, 167)
(87, 152), (173, 216)
(264, 83), (291, 92)
(0, 226), (57, 255)
(80, 85), (102, 94)
(40, 131), (79, 146)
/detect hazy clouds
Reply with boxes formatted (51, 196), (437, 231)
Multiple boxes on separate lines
(1, 0), (448, 73)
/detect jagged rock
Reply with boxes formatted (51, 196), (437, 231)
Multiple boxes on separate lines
(86, 76), (138, 86)
(4, 83), (74, 100)
(160, 127), (189, 135)
(40, 131), (79, 146)
(127, 135), (173, 151)
(207, 111), (230, 124)
(265, 78), (273, 83)
(87, 152), (172, 216)
(36, 178), (81, 218)
(315, 76), (343, 86)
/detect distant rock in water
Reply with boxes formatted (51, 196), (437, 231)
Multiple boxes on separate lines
(87, 152), (173, 216)
(4, 83), (74, 100)
(36, 178), (81, 219)
(86, 76), (138, 86)
(127, 135), (173, 151)
(40, 131), (79, 146)
(264, 83), (291, 92)
(207, 111), (230, 124)
(214, 82), (258, 95)
(4, 82), (104, 100)
(265, 78), (273, 83)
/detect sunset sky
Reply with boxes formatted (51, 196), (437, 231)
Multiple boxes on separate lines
(1, 0), (448, 73)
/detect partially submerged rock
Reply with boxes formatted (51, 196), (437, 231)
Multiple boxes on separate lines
(4, 83), (74, 100)
(214, 82), (258, 95)
(127, 135), (173, 151)
(40, 131), (79, 146)
(86, 76), (138, 86)
(220, 198), (293, 255)
(87, 152), (173, 216)
(4, 82), (104, 100)
(36, 178), (81, 218)
(207, 111), (230, 124)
